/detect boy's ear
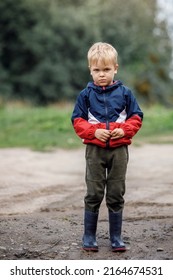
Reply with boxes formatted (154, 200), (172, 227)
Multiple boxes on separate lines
(88, 65), (92, 75)
(114, 64), (119, 74)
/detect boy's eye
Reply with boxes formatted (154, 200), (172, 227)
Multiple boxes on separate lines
(104, 68), (111, 72)
(93, 69), (99, 72)
(93, 68), (111, 72)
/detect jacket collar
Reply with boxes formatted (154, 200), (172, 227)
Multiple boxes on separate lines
(87, 80), (122, 93)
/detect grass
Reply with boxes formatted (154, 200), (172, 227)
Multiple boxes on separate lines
(0, 103), (173, 151)
(134, 105), (173, 145)
(0, 103), (82, 151)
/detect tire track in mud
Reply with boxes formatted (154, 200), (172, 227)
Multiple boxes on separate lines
(0, 184), (85, 215)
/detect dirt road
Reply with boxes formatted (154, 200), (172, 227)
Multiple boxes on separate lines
(0, 144), (173, 260)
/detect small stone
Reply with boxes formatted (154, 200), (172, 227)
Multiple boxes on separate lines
(62, 246), (70, 251)
(0, 246), (6, 251)
(157, 248), (164, 252)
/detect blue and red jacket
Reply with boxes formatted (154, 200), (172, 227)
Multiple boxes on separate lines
(71, 80), (143, 148)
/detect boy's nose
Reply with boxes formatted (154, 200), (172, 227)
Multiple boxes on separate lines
(99, 71), (104, 76)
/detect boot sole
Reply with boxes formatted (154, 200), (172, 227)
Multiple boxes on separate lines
(82, 247), (99, 252)
(112, 247), (126, 252)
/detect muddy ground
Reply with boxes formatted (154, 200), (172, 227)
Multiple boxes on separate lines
(0, 144), (173, 260)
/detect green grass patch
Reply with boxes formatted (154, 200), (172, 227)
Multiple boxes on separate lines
(134, 105), (173, 145)
(0, 105), (82, 151)
(0, 104), (173, 151)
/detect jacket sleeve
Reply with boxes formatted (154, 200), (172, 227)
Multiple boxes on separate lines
(73, 117), (101, 139)
(120, 88), (143, 138)
(71, 90), (103, 139)
(120, 114), (142, 138)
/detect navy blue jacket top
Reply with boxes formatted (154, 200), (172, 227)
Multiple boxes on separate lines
(71, 80), (143, 148)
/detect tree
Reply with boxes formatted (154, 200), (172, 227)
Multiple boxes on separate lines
(0, 0), (172, 105)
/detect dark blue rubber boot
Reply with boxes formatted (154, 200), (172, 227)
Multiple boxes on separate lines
(82, 211), (98, 252)
(109, 210), (126, 252)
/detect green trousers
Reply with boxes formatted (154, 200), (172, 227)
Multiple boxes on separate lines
(85, 144), (128, 213)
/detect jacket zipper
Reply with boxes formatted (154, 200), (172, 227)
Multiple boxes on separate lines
(103, 91), (110, 148)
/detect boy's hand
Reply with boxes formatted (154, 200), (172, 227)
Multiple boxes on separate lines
(95, 129), (111, 142)
(111, 128), (125, 139)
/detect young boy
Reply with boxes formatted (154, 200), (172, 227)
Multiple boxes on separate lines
(71, 42), (143, 252)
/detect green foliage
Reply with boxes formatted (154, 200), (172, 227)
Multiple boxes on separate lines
(0, 0), (173, 105)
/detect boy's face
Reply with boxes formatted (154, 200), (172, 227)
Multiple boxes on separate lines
(90, 59), (118, 87)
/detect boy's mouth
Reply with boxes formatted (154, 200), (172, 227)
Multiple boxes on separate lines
(99, 79), (107, 83)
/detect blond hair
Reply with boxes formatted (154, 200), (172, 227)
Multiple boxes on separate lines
(87, 42), (118, 67)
